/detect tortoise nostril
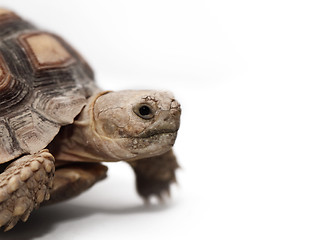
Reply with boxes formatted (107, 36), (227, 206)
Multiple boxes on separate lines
(170, 100), (181, 111)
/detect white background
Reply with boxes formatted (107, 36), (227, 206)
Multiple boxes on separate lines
(1, 0), (312, 239)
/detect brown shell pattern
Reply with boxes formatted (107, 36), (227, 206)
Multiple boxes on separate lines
(0, 8), (98, 163)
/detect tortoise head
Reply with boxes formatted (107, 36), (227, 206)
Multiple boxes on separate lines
(77, 90), (181, 161)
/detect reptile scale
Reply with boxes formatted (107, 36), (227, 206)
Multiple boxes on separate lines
(0, 8), (181, 231)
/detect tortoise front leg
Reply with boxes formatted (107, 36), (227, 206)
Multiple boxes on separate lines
(43, 162), (108, 205)
(128, 150), (179, 201)
(0, 150), (54, 231)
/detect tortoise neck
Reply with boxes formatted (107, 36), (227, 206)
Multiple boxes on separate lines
(48, 91), (124, 163)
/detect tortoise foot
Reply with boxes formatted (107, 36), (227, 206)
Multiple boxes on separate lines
(129, 150), (179, 202)
(0, 150), (55, 231)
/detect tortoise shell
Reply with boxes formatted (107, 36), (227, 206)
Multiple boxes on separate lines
(0, 8), (97, 163)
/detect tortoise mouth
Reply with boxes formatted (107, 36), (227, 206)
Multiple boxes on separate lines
(135, 129), (179, 139)
(128, 131), (178, 153)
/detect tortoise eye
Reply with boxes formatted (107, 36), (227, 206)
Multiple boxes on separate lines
(133, 104), (154, 120)
(139, 105), (151, 116)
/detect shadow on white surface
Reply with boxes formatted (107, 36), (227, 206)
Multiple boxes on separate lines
(0, 201), (175, 240)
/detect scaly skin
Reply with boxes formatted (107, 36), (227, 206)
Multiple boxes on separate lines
(43, 162), (108, 205)
(44, 150), (178, 205)
(0, 6), (182, 232)
(47, 90), (181, 203)
(129, 150), (179, 201)
(51, 90), (181, 163)
(0, 90), (181, 231)
(0, 150), (54, 231)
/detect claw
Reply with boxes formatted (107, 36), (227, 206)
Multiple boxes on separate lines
(20, 207), (32, 222)
(156, 193), (165, 204)
(143, 197), (151, 205)
(13, 197), (30, 216)
(4, 216), (19, 232)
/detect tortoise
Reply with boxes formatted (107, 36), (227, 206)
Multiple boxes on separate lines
(0, 8), (181, 231)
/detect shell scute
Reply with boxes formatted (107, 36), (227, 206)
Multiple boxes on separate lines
(0, 9), (97, 163)
(18, 33), (76, 71)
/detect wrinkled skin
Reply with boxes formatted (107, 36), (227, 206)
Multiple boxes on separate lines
(0, 90), (181, 231)
(52, 90), (181, 162)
